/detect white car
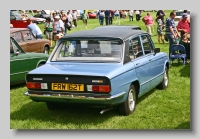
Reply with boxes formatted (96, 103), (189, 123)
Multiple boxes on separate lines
(26, 14), (46, 24)
(174, 10), (190, 26)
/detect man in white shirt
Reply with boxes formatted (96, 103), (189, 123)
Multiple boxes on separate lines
(129, 10), (133, 21)
(52, 15), (64, 42)
(135, 10), (141, 21)
(72, 10), (78, 27)
(27, 18), (43, 39)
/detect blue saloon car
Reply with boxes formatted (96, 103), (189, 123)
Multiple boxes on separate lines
(24, 28), (169, 116)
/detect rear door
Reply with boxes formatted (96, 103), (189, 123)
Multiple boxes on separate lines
(129, 36), (151, 94)
(10, 37), (31, 83)
(10, 31), (27, 52)
(21, 30), (41, 53)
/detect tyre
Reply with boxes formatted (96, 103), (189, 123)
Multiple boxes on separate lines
(44, 46), (49, 54)
(118, 85), (137, 116)
(157, 66), (169, 90)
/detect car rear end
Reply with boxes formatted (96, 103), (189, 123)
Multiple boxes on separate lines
(25, 73), (125, 106)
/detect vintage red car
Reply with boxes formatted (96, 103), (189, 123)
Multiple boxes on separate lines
(88, 12), (97, 18)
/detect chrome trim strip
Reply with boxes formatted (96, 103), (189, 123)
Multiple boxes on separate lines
(10, 71), (30, 76)
(10, 57), (44, 62)
(24, 91), (126, 100)
(140, 72), (164, 86)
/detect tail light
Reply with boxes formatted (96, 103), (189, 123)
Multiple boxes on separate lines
(26, 82), (48, 89)
(87, 85), (110, 93)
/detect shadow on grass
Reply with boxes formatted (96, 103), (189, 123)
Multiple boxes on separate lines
(174, 121), (190, 129)
(10, 83), (26, 90)
(10, 100), (120, 126)
(179, 64), (190, 78)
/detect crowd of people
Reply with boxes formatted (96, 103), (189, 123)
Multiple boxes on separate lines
(10, 10), (190, 63)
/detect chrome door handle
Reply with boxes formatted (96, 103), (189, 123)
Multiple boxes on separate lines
(136, 63), (140, 65)
(149, 59), (152, 61)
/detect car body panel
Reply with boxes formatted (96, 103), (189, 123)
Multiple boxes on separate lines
(10, 28), (51, 53)
(24, 28), (169, 108)
(10, 37), (49, 85)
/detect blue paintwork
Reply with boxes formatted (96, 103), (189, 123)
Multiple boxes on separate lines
(25, 33), (169, 106)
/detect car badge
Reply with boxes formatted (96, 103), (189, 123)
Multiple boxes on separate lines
(65, 77), (68, 80)
(33, 78), (43, 80)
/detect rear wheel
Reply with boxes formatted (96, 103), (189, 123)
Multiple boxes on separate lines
(157, 66), (169, 89)
(44, 46), (49, 54)
(118, 85), (137, 116)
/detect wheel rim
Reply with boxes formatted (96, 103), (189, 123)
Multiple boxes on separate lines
(128, 89), (136, 111)
(164, 70), (168, 86)
(44, 48), (48, 54)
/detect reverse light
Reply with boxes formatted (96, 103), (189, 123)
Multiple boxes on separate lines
(26, 82), (48, 89)
(87, 85), (110, 93)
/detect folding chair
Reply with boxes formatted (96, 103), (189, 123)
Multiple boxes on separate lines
(170, 44), (187, 65)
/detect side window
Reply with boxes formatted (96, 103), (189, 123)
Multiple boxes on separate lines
(141, 35), (153, 55)
(11, 32), (23, 43)
(21, 30), (36, 41)
(129, 36), (143, 59)
(10, 38), (24, 54)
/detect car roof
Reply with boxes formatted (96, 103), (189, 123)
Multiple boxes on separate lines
(94, 25), (141, 30)
(10, 28), (29, 33)
(61, 28), (147, 40)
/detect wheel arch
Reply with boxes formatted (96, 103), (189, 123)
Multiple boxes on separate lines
(131, 80), (140, 98)
(36, 60), (46, 68)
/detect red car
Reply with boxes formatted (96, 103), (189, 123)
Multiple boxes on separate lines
(88, 12), (97, 18)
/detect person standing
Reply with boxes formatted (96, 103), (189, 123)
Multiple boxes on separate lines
(143, 12), (154, 36)
(72, 10), (78, 28)
(135, 10), (140, 21)
(82, 10), (89, 28)
(44, 17), (53, 46)
(180, 10), (190, 24)
(61, 13), (67, 35)
(115, 10), (120, 25)
(165, 11), (181, 57)
(67, 12), (73, 28)
(104, 10), (110, 25)
(156, 16), (165, 44)
(99, 10), (105, 25)
(156, 10), (166, 23)
(129, 10), (133, 21)
(52, 15), (64, 44)
(109, 10), (114, 24)
(27, 18), (43, 39)
(119, 10), (123, 19)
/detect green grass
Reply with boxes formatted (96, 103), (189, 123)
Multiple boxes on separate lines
(10, 10), (190, 129)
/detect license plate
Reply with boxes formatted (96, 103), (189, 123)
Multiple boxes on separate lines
(52, 83), (84, 91)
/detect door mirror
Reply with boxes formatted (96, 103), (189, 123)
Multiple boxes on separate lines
(14, 50), (19, 56)
(154, 48), (160, 55)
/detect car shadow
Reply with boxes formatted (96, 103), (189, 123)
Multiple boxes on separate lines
(174, 121), (190, 129)
(10, 101), (120, 126)
(10, 83), (26, 90)
(136, 88), (156, 105)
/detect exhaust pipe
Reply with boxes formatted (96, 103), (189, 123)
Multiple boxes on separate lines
(24, 92), (30, 96)
(100, 107), (113, 114)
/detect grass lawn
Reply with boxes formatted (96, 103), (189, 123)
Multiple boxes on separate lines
(10, 10), (190, 129)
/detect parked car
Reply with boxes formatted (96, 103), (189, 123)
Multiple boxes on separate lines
(174, 10), (190, 26)
(10, 28), (51, 54)
(26, 14), (46, 24)
(10, 37), (49, 85)
(88, 12), (97, 18)
(94, 25), (141, 30)
(143, 10), (157, 12)
(24, 28), (169, 116)
(34, 13), (50, 20)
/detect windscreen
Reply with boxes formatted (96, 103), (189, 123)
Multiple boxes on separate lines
(51, 39), (123, 63)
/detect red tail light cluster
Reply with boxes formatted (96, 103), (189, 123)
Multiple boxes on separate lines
(87, 85), (110, 93)
(26, 82), (48, 89)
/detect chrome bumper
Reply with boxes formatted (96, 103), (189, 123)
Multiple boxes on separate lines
(24, 91), (126, 101)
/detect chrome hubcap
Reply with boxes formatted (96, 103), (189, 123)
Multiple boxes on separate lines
(164, 70), (168, 86)
(128, 89), (136, 111)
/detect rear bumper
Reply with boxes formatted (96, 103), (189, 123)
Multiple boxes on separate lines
(24, 91), (127, 105)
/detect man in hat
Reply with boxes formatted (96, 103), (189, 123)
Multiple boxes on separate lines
(27, 18), (43, 39)
(52, 15), (64, 44)
(177, 13), (190, 40)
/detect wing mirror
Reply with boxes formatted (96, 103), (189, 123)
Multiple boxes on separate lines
(14, 50), (19, 56)
(154, 48), (160, 56)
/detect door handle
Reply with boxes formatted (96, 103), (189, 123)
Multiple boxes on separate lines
(136, 63), (140, 65)
(149, 59), (152, 61)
